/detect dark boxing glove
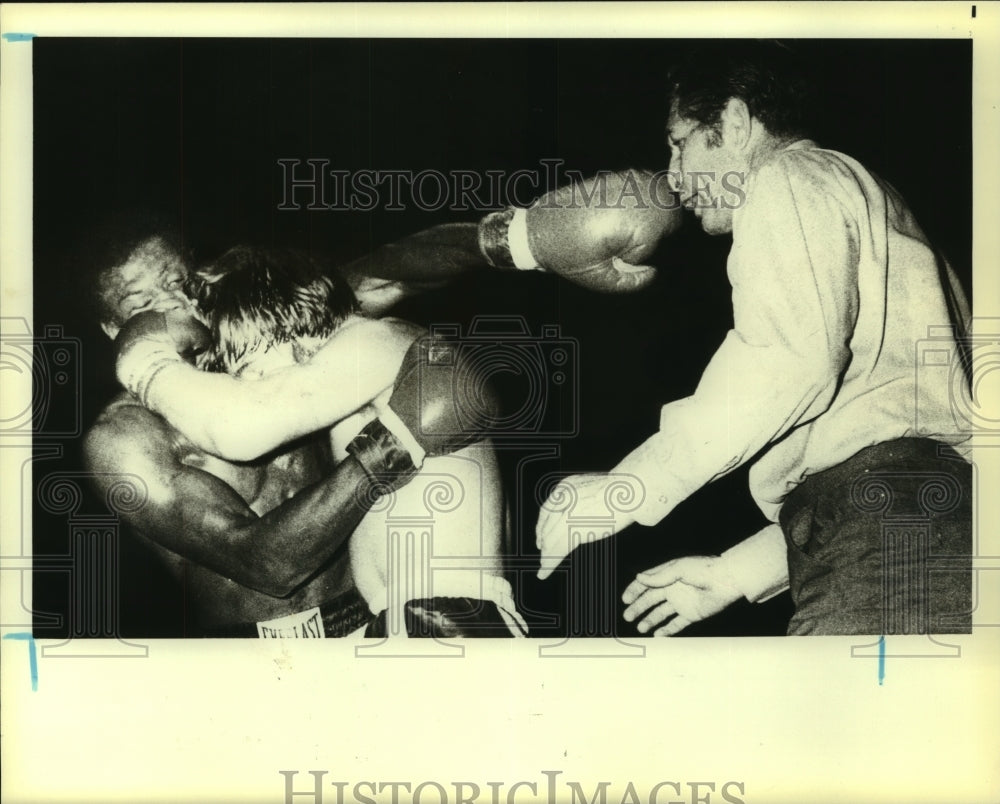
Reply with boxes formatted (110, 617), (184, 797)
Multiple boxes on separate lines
(346, 333), (499, 495)
(478, 169), (682, 293)
(115, 309), (211, 405)
(345, 417), (419, 496)
(387, 334), (499, 457)
(364, 597), (518, 638)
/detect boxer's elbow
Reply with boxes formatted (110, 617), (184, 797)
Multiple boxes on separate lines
(250, 576), (299, 599)
(232, 559), (304, 598)
(207, 522), (305, 596)
(198, 422), (273, 463)
(261, 565), (318, 598)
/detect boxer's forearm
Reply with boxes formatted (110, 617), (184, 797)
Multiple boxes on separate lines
(84, 407), (385, 598)
(339, 223), (487, 317)
(231, 457), (378, 597)
(339, 223), (484, 284)
(134, 319), (406, 461)
(143, 364), (376, 461)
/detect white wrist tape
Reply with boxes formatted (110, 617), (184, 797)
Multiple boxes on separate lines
(378, 406), (427, 469)
(508, 207), (540, 270)
(117, 339), (184, 408)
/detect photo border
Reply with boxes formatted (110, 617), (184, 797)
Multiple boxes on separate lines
(2, 4), (998, 803)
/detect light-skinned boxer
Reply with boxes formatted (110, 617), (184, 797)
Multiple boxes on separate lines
(83, 215), (521, 636)
(186, 245), (527, 636)
(107, 173), (686, 613)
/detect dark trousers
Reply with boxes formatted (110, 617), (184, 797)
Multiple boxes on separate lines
(778, 438), (972, 635)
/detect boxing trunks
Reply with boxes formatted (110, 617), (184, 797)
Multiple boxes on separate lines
(200, 588), (371, 638)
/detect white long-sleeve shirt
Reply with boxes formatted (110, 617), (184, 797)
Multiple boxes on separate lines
(616, 141), (970, 550)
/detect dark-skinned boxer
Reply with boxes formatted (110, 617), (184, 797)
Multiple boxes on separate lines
(84, 216), (502, 636)
(82, 222), (516, 636)
(101, 175), (682, 635)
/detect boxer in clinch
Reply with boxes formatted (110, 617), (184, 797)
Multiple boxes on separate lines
(82, 215), (525, 636)
(108, 171), (685, 617)
(189, 244), (526, 636)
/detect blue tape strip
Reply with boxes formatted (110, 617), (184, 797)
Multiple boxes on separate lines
(4, 632), (38, 690)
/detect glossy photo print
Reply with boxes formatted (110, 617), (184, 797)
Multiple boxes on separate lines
(2, 5), (998, 804)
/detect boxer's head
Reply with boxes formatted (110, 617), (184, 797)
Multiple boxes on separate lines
(194, 246), (359, 377)
(665, 41), (816, 234)
(83, 212), (199, 339)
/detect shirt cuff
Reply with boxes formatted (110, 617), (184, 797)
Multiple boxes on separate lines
(719, 524), (789, 603)
(611, 433), (699, 527)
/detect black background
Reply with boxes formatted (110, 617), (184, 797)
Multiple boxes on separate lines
(31, 38), (971, 638)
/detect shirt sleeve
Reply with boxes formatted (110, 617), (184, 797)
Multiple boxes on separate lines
(614, 153), (860, 526)
(719, 524), (789, 603)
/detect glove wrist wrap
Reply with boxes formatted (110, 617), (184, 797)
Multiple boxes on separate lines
(117, 338), (185, 408)
(346, 418), (419, 495)
(478, 207), (539, 271)
(477, 207), (517, 269)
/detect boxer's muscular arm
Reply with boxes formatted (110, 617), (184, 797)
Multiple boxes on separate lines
(135, 318), (421, 462)
(83, 404), (376, 597)
(340, 170), (685, 314)
(338, 223), (485, 317)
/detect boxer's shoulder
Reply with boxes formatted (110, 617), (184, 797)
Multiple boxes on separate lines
(377, 316), (426, 355)
(84, 391), (182, 470)
(87, 392), (164, 442)
(349, 314), (425, 345)
(311, 316), (425, 370)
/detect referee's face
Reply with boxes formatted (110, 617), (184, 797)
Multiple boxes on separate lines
(666, 106), (742, 235)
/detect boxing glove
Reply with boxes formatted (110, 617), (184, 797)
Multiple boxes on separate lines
(364, 597), (519, 638)
(387, 334), (499, 457)
(346, 333), (499, 495)
(478, 169), (682, 293)
(115, 309), (211, 405)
